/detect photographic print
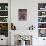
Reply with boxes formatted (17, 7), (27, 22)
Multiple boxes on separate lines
(0, 11), (8, 16)
(38, 11), (46, 16)
(38, 17), (46, 22)
(0, 3), (8, 10)
(38, 23), (46, 28)
(38, 29), (46, 37)
(0, 23), (8, 37)
(38, 3), (46, 10)
(18, 9), (27, 21)
(0, 17), (8, 22)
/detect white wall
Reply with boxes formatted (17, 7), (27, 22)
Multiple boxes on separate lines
(11, 0), (46, 30)
(11, 0), (46, 46)
(11, 0), (38, 30)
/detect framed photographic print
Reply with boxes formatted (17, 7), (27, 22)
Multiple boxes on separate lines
(38, 23), (46, 28)
(0, 17), (8, 22)
(38, 17), (46, 22)
(38, 3), (46, 10)
(38, 29), (46, 37)
(0, 23), (8, 37)
(18, 9), (27, 21)
(0, 11), (8, 16)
